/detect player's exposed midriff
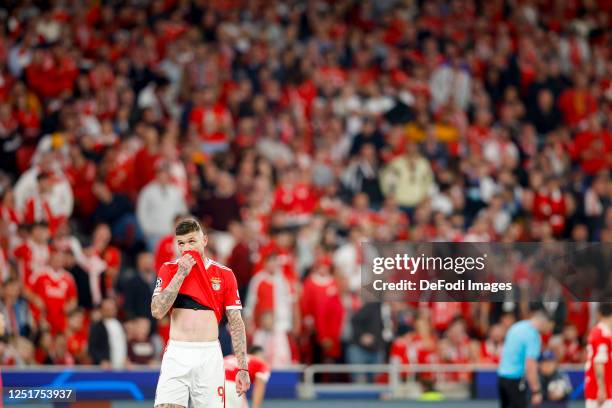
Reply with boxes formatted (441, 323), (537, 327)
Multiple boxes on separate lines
(169, 308), (219, 342)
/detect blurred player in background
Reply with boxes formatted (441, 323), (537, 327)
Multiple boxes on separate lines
(585, 303), (612, 408)
(151, 218), (249, 407)
(537, 350), (572, 407)
(498, 305), (550, 407)
(224, 346), (270, 408)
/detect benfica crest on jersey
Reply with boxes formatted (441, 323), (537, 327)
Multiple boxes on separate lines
(211, 277), (221, 291)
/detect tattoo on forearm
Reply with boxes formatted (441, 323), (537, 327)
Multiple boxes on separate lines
(227, 310), (247, 368)
(151, 268), (189, 319)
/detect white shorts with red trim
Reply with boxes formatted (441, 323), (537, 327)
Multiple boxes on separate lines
(154, 340), (225, 407)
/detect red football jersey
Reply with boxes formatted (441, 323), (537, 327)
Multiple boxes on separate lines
(13, 240), (50, 287)
(33, 268), (77, 334)
(224, 354), (270, 383)
(189, 104), (232, 143)
(585, 323), (612, 400)
(67, 330), (88, 358)
(153, 252), (242, 323)
(480, 340), (502, 364)
(390, 333), (439, 380)
(300, 274), (345, 358)
(155, 234), (176, 271)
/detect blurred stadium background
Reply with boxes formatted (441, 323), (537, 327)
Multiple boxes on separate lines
(0, 0), (610, 405)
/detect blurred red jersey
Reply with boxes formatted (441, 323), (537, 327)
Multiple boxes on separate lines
(154, 234), (176, 271)
(224, 354), (270, 384)
(154, 251), (241, 323)
(33, 268), (77, 334)
(13, 240), (49, 287)
(584, 323), (612, 400)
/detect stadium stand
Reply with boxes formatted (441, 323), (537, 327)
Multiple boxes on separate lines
(0, 0), (610, 393)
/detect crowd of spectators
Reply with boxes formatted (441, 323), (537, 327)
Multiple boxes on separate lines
(0, 0), (610, 378)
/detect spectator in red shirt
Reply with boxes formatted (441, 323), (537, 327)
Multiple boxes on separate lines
(422, 301), (464, 334)
(479, 324), (505, 364)
(14, 93), (40, 139)
(154, 214), (191, 271)
(93, 223), (121, 272)
(244, 251), (294, 334)
(560, 324), (583, 364)
(65, 146), (97, 218)
(225, 220), (254, 301)
(48, 333), (75, 365)
(300, 255), (345, 363)
(439, 317), (479, 381)
(188, 86), (233, 155)
(389, 315), (439, 382)
(389, 324), (415, 380)
(32, 247), (77, 335)
(66, 308), (89, 364)
(271, 168), (318, 226)
(565, 301), (591, 338)
(22, 172), (66, 236)
(13, 221), (50, 289)
(133, 126), (161, 192)
(558, 72), (598, 127)
(569, 115), (612, 175)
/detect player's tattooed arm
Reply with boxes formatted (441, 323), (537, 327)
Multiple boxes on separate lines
(227, 309), (251, 394)
(151, 256), (195, 319)
(227, 309), (248, 368)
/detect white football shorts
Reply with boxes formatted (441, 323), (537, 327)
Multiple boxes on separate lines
(154, 340), (225, 407)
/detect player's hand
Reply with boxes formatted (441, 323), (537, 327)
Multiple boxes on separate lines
(548, 389), (563, 401)
(597, 388), (607, 406)
(530, 392), (543, 406)
(177, 254), (196, 275)
(235, 369), (251, 396)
